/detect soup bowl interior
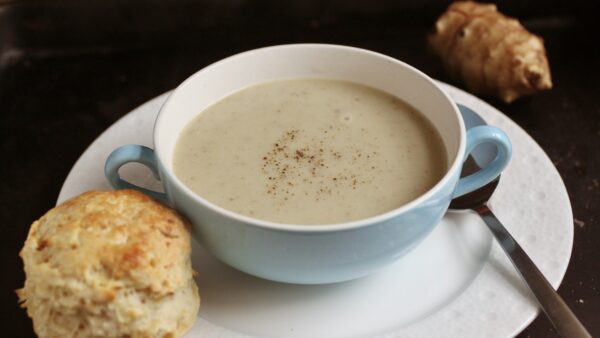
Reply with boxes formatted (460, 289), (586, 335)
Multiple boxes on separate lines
(154, 44), (464, 230)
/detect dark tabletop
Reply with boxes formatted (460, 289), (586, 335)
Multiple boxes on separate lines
(1, 0), (598, 337)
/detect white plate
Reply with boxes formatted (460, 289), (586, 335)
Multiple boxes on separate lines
(58, 82), (573, 338)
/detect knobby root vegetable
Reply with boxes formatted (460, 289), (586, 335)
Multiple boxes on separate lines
(428, 1), (552, 103)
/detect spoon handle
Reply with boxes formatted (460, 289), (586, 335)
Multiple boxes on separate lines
(476, 205), (591, 338)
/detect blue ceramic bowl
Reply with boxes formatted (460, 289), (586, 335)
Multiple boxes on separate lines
(105, 44), (511, 284)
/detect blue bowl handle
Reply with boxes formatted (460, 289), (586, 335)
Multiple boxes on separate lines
(453, 126), (512, 198)
(104, 144), (168, 203)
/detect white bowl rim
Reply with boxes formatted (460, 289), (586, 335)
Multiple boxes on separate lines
(154, 43), (466, 233)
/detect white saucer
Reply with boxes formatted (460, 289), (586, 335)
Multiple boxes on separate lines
(58, 82), (573, 338)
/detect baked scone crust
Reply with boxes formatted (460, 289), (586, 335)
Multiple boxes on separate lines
(18, 190), (199, 338)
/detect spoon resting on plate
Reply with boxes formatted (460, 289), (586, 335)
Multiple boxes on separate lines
(450, 105), (590, 338)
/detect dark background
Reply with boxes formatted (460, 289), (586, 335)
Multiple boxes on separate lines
(1, 0), (599, 336)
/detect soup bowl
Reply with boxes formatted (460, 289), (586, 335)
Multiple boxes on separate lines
(105, 44), (511, 284)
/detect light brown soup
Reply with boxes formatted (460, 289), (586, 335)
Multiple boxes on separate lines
(174, 79), (447, 224)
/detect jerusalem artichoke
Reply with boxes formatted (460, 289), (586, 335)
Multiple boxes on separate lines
(428, 1), (552, 103)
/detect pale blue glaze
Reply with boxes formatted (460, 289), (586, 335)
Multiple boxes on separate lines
(458, 104), (497, 166)
(104, 104), (512, 284)
(104, 144), (167, 202)
(453, 125), (512, 198)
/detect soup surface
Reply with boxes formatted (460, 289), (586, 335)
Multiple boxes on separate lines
(174, 79), (447, 224)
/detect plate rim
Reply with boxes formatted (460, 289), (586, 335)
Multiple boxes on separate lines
(57, 82), (574, 338)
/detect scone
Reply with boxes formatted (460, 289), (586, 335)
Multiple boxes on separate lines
(17, 190), (200, 338)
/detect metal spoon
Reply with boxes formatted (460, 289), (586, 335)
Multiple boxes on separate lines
(450, 105), (590, 338)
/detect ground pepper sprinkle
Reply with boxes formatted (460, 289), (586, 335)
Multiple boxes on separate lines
(260, 128), (376, 202)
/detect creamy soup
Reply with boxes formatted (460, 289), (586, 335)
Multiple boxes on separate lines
(173, 79), (447, 224)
